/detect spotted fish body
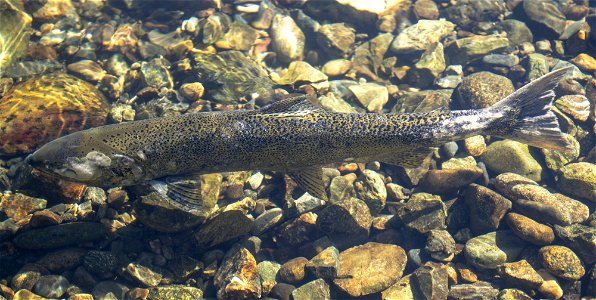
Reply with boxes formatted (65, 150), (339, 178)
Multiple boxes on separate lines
(27, 68), (572, 200)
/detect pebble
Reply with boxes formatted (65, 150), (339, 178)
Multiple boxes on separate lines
(194, 209), (253, 248)
(179, 82), (204, 101)
(456, 71), (514, 109)
(424, 230), (455, 262)
(321, 59), (352, 77)
(11, 289), (45, 300)
(557, 162), (596, 202)
(274, 61), (328, 87)
(147, 285), (203, 300)
(390, 20), (455, 54)
(464, 231), (526, 269)
(521, 0), (567, 37)
(482, 140), (543, 181)
(305, 246), (340, 279)
(256, 261), (280, 295)
(67, 60), (106, 82)
(270, 283), (295, 300)
(316, 198), (372, 246)
(349, 83), (389, 113)
(315, 23), (355, 58)
(497, 288), (532, 300)
(419, 158), (483, 194)
(539, 246), (585, 281)
(412, 262), (449, 300)
(278, 257), (308, 284)
(334, 242), (407, 297)
(271, 14), (305, 63)
(541, 134), (580, 172)
(14, 222), (107, 249)
(537, 269), (563, 299)
(497, 260), (543, 290)
(83, 251), (118, 275)
(33, 275), (69, 298)
(448, 282), (499, 300)
(382, 274), (418, 299)
(397, 193), (446, 234)
(213, 248), (261, 299)
(463, 136), (486, 157)
(252, 208), (283, 236)
(354, 169), (387, 214)
(464, 184), (511, 233)
(446, 35), (510, 65)
(553, 224), (596, 264)
(11, 266), (44, 291)
(525, 53), (550, 81)
(554, 95), (590, 122)
(570, 53), (596, 72)
(407, 42), (446, 88)
(505, 213), (555, 245)
(125, 262), (162, 287)
(292, 278), (330, 300)
(413, 0), (439, 20)
(274, 212), (318, 247)
(496, 19), (533, 46)
(92, 281), (129, 300)
(482, 54), (519, 67)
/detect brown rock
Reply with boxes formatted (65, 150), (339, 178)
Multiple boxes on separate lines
(539, 246), (585, 281)
(570, 53), (596, 72)
(412, 262), (449, 300)
(278, 257), (308, 284)
(506, 213), (555, 245)
(214, 248), (261, 299)
(36, 248), (87, 272)
(316, 198), (372, 246)
(537, 268), (563, 299)
(30, 0), (76, 22)
(29, 210), (62, 228)
(455, 263), (478, 283)
(305, 246), (340, 279)
(464, 184), (511, 234)
(498, 260), (543, 289)
(12, 289), (45, 300)
(274, 212), (318, 247)
(0, 192), (46, 221)
(413, 0), (439, 20)
(334, 242), (407, 297)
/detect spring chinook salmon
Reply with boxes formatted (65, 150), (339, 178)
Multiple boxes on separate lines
(27, 68), (572, 203)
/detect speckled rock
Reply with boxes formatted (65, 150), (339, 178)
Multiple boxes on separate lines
(0, 192), (47, 222)
(354, 169), (387, 214)
(413, 0), (439, 20)
(446, 35), (510, 65)
(278, 257), (308, 284)
(36, 248), (87, 272)
(0, 73), (109, 155)
(305, 246), (340, 279)
(147, 285), (203, 300)
(425, 230), (456, 262)
(456, 72), (514, 109)
(291, 279), (330, 300)
(557, 162), (596, 202)
(270, 14), (305, 63)
(257, 261), (280, 295)
(498, 260), (543, 289)
(443, 0), (507, 30)
(334, 242), (407, 297)
(465, 231), (526, 269)
(317, 198), (372, 246)
(390, 20), (455, 54)
(83, 251), (118, 275)
(14, 222), (107, 249)
(397, 193), (446, 234)
(464, 184), (511, 234)
(506, 213), (554, 245)
(125, 262), (162, 287)
(33, 275), (69, 298)
(554, 224), (596, 264)
(539, 246), (585, 281)
(194, 209), (253, 248)
(413, 262), (449, 300)
(482, 140), (543, 181)
(498, 288), (532, 300)
(214, 248), (261, 299)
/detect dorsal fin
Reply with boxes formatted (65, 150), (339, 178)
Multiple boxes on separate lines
(259, 94), (326, 114)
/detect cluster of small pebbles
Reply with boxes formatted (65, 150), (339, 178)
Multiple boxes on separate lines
(0, 0), (595, 299)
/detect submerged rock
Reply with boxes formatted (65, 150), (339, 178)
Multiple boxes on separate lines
(557, 162), (596, 202)
(194, 209), (253, 249)
(397, 193), (446, 234)
(14, 222), (107, 249)
(464, 231), (526, 269)
(539, 245), (585, 281)
(390, 19), (455, 54)
(464, 184), (511, 234)
(554, 224), (596, 264)
(482, 140), (543, 181)
(147, 285), (203, 300)
(0, 0), (32, 76)
(292, 279), (330, 300)
(214, 248), (261, 299)
(456, 72), (514, 109)
(0, 73), (109, 155)
(270, 14), (305, 63)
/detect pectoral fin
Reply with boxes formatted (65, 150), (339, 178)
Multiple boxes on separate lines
(287, 167), (328, 201)
(149, 175), (204, 211)
(379, 147), (434, 168)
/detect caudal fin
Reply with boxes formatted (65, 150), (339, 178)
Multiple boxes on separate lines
(486, 67), (574, 152)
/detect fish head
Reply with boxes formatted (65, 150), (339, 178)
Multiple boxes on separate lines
(26, 131), (145, 187)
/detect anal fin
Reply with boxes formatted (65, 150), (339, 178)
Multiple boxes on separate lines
(287, 167), (328, 201)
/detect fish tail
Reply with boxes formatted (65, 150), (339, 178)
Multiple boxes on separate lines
(485, 67), (574, 152)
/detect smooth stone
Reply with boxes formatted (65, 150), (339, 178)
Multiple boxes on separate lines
(463, 135), (486, 156)
(256, 261), (280, 295)
(448, 282), (499, 300)
(397, 193), (446, 234)
(67, 60), (106, 82)
(456, 72), (514, 109)
(497, 288), (532, 300)
(525, 53), (550, 81)
(482, 54), (519, 67)
(557, 162), (596, 202)
(278, 257), (308, 284)
(390, 20), (455, 54)
(333, 242), (407, 297)
(445, 35), (510, 65)
(419, 159), (483, 194)
(464, 231), (526, 269)
(194, 210), (253, 248)
(92, 281), (129, 300)
(482, 140), (543, 181)
(252, 208), (283, 236)
(407, 42), (446, 88)
(316, 198), (372, 246)
(14, 222), (107, 249)
(270, 14), (305, 63)
(270, 283), (295, 300)
(274, 61), (328, 86)
(554, 95), (590, 122)
(412, 262), (449, 300)
(321, 59), (352, 77)
(496, 19), (533, 46)
(424, 230), (455, 262)
(539, 246), (585, 281)
(179, 82), (204, 101)
(274, 212), (318, 247)
(305, 246), (340, 280)
(392, 90), (451, 113)
(570, 53), (596, 72)
(36, 248), (87, 272)
(33, 275), (69, 298)
(412, 0), (439, 20)
(537, 269), (563, 299)
(506, 213), (555, 245)
(521, 0), (567, 37)
(497, 260), (543, 289)
(315, 23), (355, 58)
(147, 285), (203, 300)
(291, 279), (330, 300)
(381, 274), (419, 299)
(443, 0), (506, 30)
(11, 265), (44, 291)
(213, 248), (261, 299)
(553, 224), (596, 264)
(125, 263), (162, 287)
(318, 93), (357, 113)
(354, 169), (387, 215)
(464, 184), (511, 234)
(11, 290), (45, 300)
(349, 83), (388, 113)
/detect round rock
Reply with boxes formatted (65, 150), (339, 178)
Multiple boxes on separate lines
(33, 275), (69, 298)
(464, 231), (526, 269)
(539, 245), (585, 281)
(456, 71), (514, 109)
(506, 213), (554, 245)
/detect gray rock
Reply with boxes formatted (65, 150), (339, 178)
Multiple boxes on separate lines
(557, 162), (596, 202)
(445, 35), (509, 65)
(33, 275), (69, 298)
(83, 251), (118, 275)
(464, 184), (511, 234)
(496, 19), (533, 46)
(443, 0), (507, 30)
(390, 20), (455, 54)
(317, 198), (372, 246)
(482, 140), (543, 181)
(456, 71), (514, 109)
(541, 133), (580, 172)
(397, 193), (446, 234)
(270, 283), (295, 300)
(315, 23), (355, 58)
(274, 212), (318, 247)
(278, 257), (308, 284)
(214, 248), (261, 299)
(252, 208), (283, 236)
(521, 0), (567, 37)
(257, 261), (281, 295)
(194, 209), (253, 248)
(305, 246), (340, 279)
(525, 53), (550, 81)
(291, 279), (330, 300)
(554, 224), (596, 264)
(425, 230), (456, 262)
(407, 42), (446, 88)
(413, 0), (439, 20)
(14, 222), (107, 249)
(167, 255), (202, 281)
(448, 282), (499, 299)
(465, 231), (526, 269)
(482, 54), (520, 67)
(271, 14), (305, 63)
(92, 281), (129, 300)
(412, 263), (449, 300)
(354, 169), (387, 215)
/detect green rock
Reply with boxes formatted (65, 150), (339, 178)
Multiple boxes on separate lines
(257, 261), (280, 295)
(446, 35), (509, 65)
(496, 20), (533, 46)
(292, 279), (330, 300)
(0, 0), (32, 76)
(455, 72), (514, 109)
(525, 53), (550, 81)
(14, 222), (107, 250)
(557, 162), (596, 202)
(397, 193), (446, 234)
(354, 169), (387, 215)
(465, 231), (526, 269)
(148, 285), (203, 300)
(305, 246), (340, 279)
(541, 134), (580, 172)
(482, 140), (544, 181)
(407, 42), (446, 87)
